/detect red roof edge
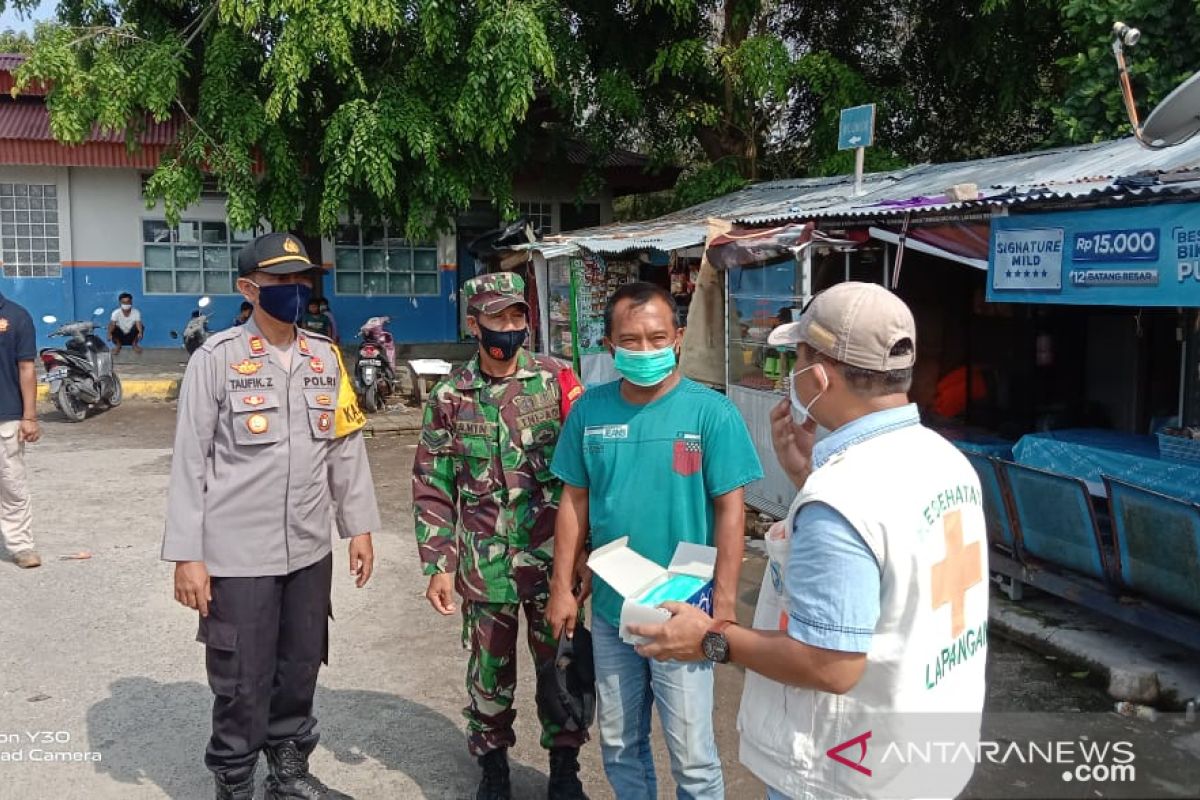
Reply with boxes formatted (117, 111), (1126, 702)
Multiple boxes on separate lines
(0, 53), (47, 97)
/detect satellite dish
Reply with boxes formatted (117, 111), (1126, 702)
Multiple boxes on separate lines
(93, 307), (106, 316)
(42, 315), (58, 324)
(1141, 71), (1200, 147)
(198, 296), (212, 308)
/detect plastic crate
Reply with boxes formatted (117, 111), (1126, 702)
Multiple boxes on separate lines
(1157, 432), (1200, 464)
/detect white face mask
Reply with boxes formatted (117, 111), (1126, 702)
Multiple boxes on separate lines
(790, 364), (826, 426)
(121, 303), (132, 312)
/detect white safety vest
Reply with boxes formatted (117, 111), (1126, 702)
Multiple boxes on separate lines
(738, 422), (989, 800)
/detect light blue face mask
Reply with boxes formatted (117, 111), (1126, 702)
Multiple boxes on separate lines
(613, 345), (678, 387)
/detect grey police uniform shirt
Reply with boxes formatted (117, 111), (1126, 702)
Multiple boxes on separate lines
(161, 319), (381, 577)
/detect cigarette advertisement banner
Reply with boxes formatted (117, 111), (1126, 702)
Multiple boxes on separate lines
(987, 202), (1200, 306)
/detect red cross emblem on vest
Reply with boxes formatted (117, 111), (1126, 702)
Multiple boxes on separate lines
(931, 510), (983, 638)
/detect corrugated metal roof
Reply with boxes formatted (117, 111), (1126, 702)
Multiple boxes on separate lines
(0, 139), (166, 169)
(737, 135), (1200, 225)
(1, 53), (47, 96)
(0, 99), (180, 145)
(564, 141), (654, 169)
(526, 135), (1200, 254)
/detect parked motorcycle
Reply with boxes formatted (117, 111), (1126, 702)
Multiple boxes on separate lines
(169, 296), (213, 356)
(355, 316), (397, 413)
(39, 308), (123, 422)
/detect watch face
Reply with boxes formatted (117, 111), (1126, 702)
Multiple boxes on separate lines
(702, 632), (729, 664)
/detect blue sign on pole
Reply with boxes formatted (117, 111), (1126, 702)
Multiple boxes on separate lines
(987, 202), (1200, 306)
(838, 104), (876, 151)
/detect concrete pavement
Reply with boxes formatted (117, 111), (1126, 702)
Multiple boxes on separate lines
(2, 401), (1199, 799)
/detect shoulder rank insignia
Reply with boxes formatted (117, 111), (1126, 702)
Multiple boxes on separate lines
(310, 357), (324, 374)
(315, 394), (332, 406)
(243, 395), (266, 407)
(298, 336), (312, 356)
(246, 414), (269, 435)
(231, 359), (262, 376)
(248, 336), (266, 356)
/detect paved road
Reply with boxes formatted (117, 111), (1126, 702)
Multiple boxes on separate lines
(0, 401), (1196, 799)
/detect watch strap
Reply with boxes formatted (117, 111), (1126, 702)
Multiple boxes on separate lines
(709, 619), (736, 636)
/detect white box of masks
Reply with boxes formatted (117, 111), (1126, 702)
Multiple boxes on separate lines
(587, 536), (716, 645)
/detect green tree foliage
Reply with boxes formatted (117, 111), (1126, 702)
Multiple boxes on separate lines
(1, 1), (41, 51)
(0, 28), (35, 53)
(777, 1), (1071, 173)
(1055, 0), (1200, 143)
(9, 0), (559, 238)
(9, 1), (1196, 231)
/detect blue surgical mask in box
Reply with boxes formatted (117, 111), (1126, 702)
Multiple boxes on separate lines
(586, 536), (717, 645)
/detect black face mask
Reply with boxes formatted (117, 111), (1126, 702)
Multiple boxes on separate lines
(478, 323), (527, 362)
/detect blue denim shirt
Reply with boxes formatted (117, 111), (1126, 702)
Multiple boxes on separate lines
(785, 404), (922, 653)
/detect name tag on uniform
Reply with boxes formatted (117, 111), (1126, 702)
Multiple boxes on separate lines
(458, 421), (498, 437)
(517, 408), (558, 429)
(585, 425), (629, 439)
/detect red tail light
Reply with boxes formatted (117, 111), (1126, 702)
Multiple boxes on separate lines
(362, 345), (379, 357)
(40, 353), (57, 369)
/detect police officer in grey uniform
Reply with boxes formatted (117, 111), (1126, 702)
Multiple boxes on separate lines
(162, 232), (380, 800)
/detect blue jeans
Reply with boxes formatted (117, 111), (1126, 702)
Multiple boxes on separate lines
(592, 617), (724, 799)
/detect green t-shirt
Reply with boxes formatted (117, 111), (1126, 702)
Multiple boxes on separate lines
(551, 377), (764, 626)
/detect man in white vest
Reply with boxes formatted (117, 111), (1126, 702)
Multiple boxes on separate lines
(630, 282), (989, 800)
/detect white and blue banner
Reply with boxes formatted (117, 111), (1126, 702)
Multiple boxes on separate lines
(988, 202), (1200, 306)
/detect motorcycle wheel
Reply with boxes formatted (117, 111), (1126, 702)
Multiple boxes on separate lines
(105, 374), (124, 408)
(57, 385), (88, 423)
(361, 386), (380, 414)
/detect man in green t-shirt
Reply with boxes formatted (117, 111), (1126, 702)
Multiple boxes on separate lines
(547, 282), (763, 800)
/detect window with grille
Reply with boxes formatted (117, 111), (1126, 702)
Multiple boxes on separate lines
(518, 201), (555, 235)
(334, 224), (439, 296)
(0, 183), (62, 278)
(143, 220), (255, 295)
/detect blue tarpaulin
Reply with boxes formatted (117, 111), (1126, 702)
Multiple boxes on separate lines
(1013, 428), (1200, 501)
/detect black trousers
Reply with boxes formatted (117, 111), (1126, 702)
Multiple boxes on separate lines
(112, 327), (139, 346)
(199, 553), (332, 779)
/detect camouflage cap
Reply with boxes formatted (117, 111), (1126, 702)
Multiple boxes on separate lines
(464, 272), (528, 315)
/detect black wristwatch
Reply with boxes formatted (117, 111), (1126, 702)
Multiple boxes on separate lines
(702, 620), (736, 664)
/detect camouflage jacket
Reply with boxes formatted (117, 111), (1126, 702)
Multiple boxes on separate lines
(412, 349), (579, 603)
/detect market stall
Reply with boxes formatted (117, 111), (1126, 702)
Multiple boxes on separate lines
(980, 199), (1200, 642)
(525, 243), (704, 385)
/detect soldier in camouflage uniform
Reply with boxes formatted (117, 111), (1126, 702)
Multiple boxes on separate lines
(412, 272), (589, 800)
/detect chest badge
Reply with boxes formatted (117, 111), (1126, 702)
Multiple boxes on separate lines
(0, 318), (9, 333)
(310, 357), (325, 374)
(246, 414), (270, 435)
(317, 412), (332, 432)
(249, 336), (266, 356)
(231, 359), (263, 376)
(315, 394), (332, 406)
(242, 395), (266, 407)
(298, 337), (312, 356)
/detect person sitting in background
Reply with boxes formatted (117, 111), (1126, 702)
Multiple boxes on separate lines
(320, 298), (339, 343)
(300, 299), (332, 337)
(233, 301), (253, 327)
(108, 292), (144, 355)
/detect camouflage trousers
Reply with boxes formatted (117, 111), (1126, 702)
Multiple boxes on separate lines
(462, 595), (588, 757)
